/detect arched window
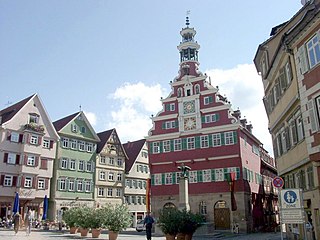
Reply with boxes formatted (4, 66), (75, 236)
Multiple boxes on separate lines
(195, 84), (200, 94)
(184, 83), (193, 96)
(177, 88), (183, 98)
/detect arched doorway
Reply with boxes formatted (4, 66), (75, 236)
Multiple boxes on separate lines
(214, 200), (230, 230)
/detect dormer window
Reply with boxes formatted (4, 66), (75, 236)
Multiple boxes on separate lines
(29, 114), (39, 124)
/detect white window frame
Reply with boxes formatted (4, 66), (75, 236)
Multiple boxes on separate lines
(61, 158), (68, 169)
(78, 160), (84, 171)
(27, 155), (36, 166)
(170, 103), (175, 111)
(203, 170), (211, 182)
(165, 173), (173, 185)
(306, 34), (320, 68)
(116, 188), (121, 197)
(86, 143), (93, 152)
(43, 139), (50, 149)
(77, 180), (83, 192)
(225, 132), (234, 145)
(100, 156), (107, 164)
(215, 168), (224, 182)
(117, 158), (123, 166)
(68, 180), (75, 191)
(107, 188), (113, 197)
(108, 172), (114, 181)
(70, 139), (77, 149)
(99, 171), (106, 180)
(174, 139), (182, 151)
(78, 141), (85, 151)
(7, 153), (16, 164)
(204, 96), (211, 105)
(154, 174), (162, 185)
(58, 179), (66, 191)
(10, 132), (19, 143)
(4, 175), (13, 186)
(187, 137), (195, 150)
(62, 138), (69, 148)
(189, 171), (197, 183)
(153, 142), (160, 153)
(38, 178), (45, 189)
(30, 135), (38, 145)
(200, 135), (209, 148)
(163, 140), (171, 152)
(24, 177), (32, 188)
(109, 157), (115, 165)
(86, 161), (93, 172)
(69, 159), (76, 170)
(212, 133), (221, 146)
(98, 187), (104, 197)
(85, 181), (92, 192)
(117, 173), (122, 181)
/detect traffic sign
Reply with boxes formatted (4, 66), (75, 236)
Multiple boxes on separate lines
(280, 189), (302, 209)
(272, 176), (284, 188)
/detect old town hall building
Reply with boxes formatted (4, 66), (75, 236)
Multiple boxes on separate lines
(147, 18), (277, 233)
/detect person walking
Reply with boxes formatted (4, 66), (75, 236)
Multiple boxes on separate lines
(143, 212), (155, 240)
(13, 213), (21, 234)
(25, 210), (32, 236)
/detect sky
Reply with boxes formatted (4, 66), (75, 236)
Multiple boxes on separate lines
(0, 1), (304, 156)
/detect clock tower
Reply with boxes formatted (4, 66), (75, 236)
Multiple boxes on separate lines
(147, 17), (276, 234)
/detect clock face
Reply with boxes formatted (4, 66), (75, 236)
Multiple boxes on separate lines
(184, 117), (196, 131)
(183, 100), (195, 114)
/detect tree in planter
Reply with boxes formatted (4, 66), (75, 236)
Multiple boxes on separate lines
(87, 208), (103, 238)
(158, 207), (181, 239)
(75, 207), (93, 236)
(63, 208), (79, 234)
(178, 209), (204, 240)
(102, 204), (132, 240)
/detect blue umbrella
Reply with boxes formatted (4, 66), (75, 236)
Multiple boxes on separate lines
(42, 195), (48, 220)
(13, 192), (19, 215)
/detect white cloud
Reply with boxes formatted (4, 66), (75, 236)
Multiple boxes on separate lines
(84, 111), (97, 126)
(108, 82), (168, 142)
(206, 64), (273, 155)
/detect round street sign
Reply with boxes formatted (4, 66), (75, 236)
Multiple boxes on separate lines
(273, 176), (284, 188)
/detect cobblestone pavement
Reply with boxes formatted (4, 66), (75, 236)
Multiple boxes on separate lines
(0, 228), (283, 240)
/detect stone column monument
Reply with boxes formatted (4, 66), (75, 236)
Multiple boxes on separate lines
(177, 163), (191, 211)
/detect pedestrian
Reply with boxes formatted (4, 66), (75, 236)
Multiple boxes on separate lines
(143, 212), (155, 240)
(13, 213), (21, 234)
(25, 210), (32, 236)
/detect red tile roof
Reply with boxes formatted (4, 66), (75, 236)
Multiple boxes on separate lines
(96, 129), (114, 153)
(53, 112), (79, 132)
(123, 139), (146, 173)
(0, 94), (35, 124)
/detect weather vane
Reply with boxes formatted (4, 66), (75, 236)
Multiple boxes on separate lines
(186, 10), (191, 26)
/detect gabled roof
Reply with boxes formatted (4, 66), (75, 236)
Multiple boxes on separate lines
(0, 94), (35, 125)
(53, 112), (79, 132)
(53, 111), (100, 142)
(123, 139), (146, 173)
(97, 129), (114, 153)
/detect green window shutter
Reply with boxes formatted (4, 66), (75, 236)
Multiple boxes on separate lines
(172, 173), (176, 184)
(162, 173), (165, 185)
(209, 96), (213, 103)
(208, 134), (213, 147)
(151, 175), (155, 185)
(162, 122), (166, 129)
(201, 116), (205, 123)
(182, 138), (187, 150)
(159, 142), (163, 153)
(224, 168), (228, 181)
(211, 169), (215, 182)
(175, 120), (179, 128)
(165, 104), (170, 111)
(170, 140), (174, 152)
(216, 113), (220, 121)
(221, 133), (225, 145)
(149, 143), (153, 154)
(197, 170), (203, 182)
(233, 131), (238, 144)
(195, 136), (200, 149)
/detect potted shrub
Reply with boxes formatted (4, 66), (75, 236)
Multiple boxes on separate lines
(102, 204), (132, 240)
(178, 209), (204, 240)
(87, 208), (103, 238)
(75, 207), (92, 236)
(62, 208), (79, 234)
(158, 207), (181, 240)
